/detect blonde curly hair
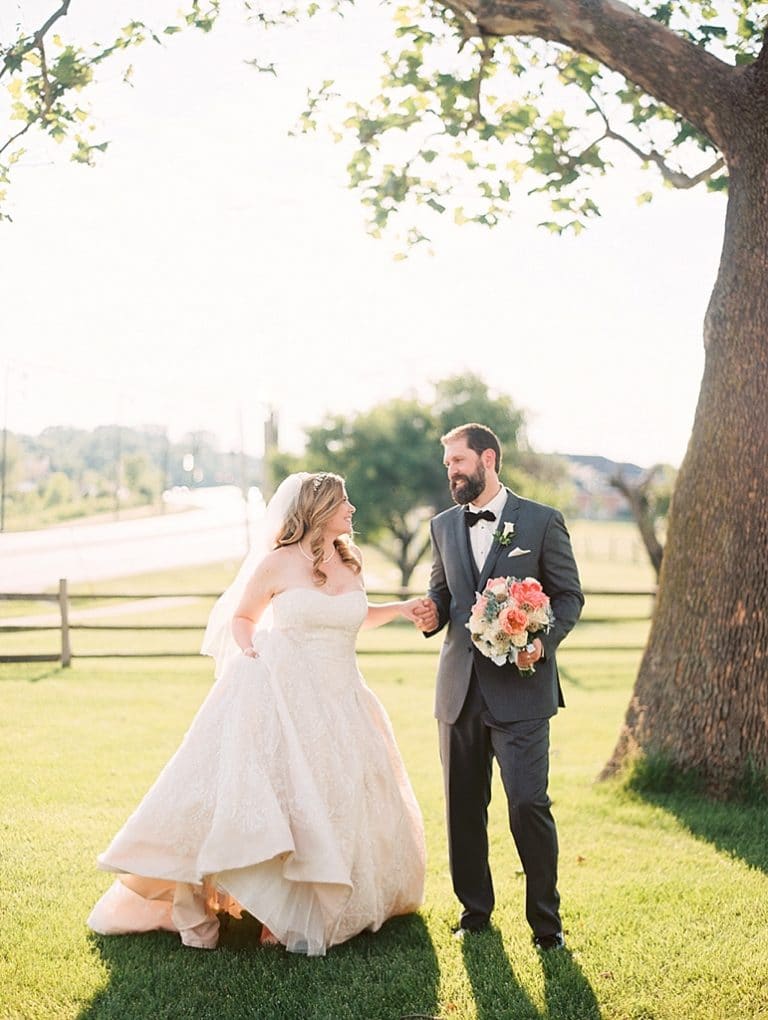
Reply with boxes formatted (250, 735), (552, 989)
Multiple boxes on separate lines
(275, 472), (361, 585)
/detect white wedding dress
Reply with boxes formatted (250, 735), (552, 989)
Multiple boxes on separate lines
(88, 588), (425, 955)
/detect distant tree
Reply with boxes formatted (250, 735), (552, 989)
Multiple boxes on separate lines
(287, 373), (563, 586)
(304, 397), (443, 587)
(0, 432), (21, 530)
(41, 470), (72, 507)
(514, 450), (576, 517)
(610, 464), (677, 580)
(6, 425), (260, 525)
(0, 432), (21, 491)
(123, 452), (163, 504)
(432, 374), (525, 445)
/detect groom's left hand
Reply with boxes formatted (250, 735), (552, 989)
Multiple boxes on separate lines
(517, 639), (543, 671)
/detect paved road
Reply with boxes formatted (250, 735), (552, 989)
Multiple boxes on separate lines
(0, 488), (257, 592)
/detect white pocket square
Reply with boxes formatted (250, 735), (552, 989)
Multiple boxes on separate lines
(507, 547), (531, 558)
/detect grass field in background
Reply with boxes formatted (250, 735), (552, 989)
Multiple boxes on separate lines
(2, 640), (767, 1020)
(1, 519), (655, 659)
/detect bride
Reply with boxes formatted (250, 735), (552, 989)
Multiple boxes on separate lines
(88, 472), (426, 955)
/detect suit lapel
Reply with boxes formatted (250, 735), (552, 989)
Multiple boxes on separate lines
(477, 489), (521, 591)
(452, 506), (478, 593)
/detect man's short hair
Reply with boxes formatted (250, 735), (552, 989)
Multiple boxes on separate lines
(441, 422), (502, 472)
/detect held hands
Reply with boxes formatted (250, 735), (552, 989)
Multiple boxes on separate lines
(410, 597), (439, 632)
(398, 597), (429, 624)
(241, 647), (260, 659)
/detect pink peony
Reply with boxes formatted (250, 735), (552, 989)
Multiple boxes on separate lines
(499, 605), (528, 636)
(511, 578), (548, 610)
(524, 589), (549, 610)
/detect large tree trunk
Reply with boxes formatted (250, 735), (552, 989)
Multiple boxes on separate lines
(458, 0), (768, 798)
(602, 128), (768, 795)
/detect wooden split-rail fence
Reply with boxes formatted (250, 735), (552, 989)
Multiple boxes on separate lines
(0, 580), (655, 667)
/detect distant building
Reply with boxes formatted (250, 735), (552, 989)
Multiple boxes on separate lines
(561, 454), (645, 520)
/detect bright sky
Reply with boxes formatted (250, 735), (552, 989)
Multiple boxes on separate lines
(1, 1), (727, 468)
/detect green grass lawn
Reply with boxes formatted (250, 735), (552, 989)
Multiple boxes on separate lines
(3, 523), (765, 1018)
(2, 639), (767, 1020)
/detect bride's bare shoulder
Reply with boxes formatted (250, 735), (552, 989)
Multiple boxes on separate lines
(263, 545), (297, 568)
(248, 545), (297, 583)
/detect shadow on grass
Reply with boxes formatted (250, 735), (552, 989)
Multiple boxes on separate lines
(81, 912), (439, 1020)
(624, 754), (768, 875)
(461, 927), (601, 1020)
(0, 665), (64, 683)
(632, 787), (768, 875)
(27, 666), (65, 683)
(539, 947), (602, 1020)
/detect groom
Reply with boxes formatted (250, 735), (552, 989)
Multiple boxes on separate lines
(414, 423), (583, 948)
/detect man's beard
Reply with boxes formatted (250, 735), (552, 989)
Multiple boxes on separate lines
(450, 463), (486, 505)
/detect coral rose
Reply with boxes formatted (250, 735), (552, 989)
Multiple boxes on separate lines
(499, 605), (528, 636)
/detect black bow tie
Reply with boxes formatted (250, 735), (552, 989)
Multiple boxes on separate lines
(465, 509), (496, 527)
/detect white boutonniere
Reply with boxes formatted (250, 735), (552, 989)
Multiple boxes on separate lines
(493, 522), (515, 546)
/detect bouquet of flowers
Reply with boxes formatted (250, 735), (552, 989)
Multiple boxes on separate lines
(466, 576), (554, 676)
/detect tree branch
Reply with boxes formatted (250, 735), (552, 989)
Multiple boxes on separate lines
(0, 121), (34, 159)
(370, 540), (399, 569)
(445, 0), (737, 155)
(605, 129), (725, 188)
(413, 531), (433, 567)
(610, 468), (664, 579)
(450, 4), (482, 46)
(589, 95), (726, 188)
(37, 37), (54, 114)
(469, 34), (496, 128)
(1, 0), (72, 82)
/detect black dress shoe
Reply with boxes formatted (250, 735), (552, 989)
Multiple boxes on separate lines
(453, 920), (490, 940)
(533, 931), (566, 951)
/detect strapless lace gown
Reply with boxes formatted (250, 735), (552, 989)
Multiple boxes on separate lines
(87, 589), (425, 955)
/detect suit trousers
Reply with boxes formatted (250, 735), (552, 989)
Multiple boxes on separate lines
(438, 669), (561, 936)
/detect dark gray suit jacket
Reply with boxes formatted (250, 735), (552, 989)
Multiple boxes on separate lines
(426, 489), (584, 725)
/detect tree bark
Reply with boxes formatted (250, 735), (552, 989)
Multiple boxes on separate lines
(601, 66), (768, 794)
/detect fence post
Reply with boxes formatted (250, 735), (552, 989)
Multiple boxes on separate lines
(59, 578), (71, 668)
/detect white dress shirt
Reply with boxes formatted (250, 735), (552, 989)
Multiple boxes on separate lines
(467, 485), (508, 572)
